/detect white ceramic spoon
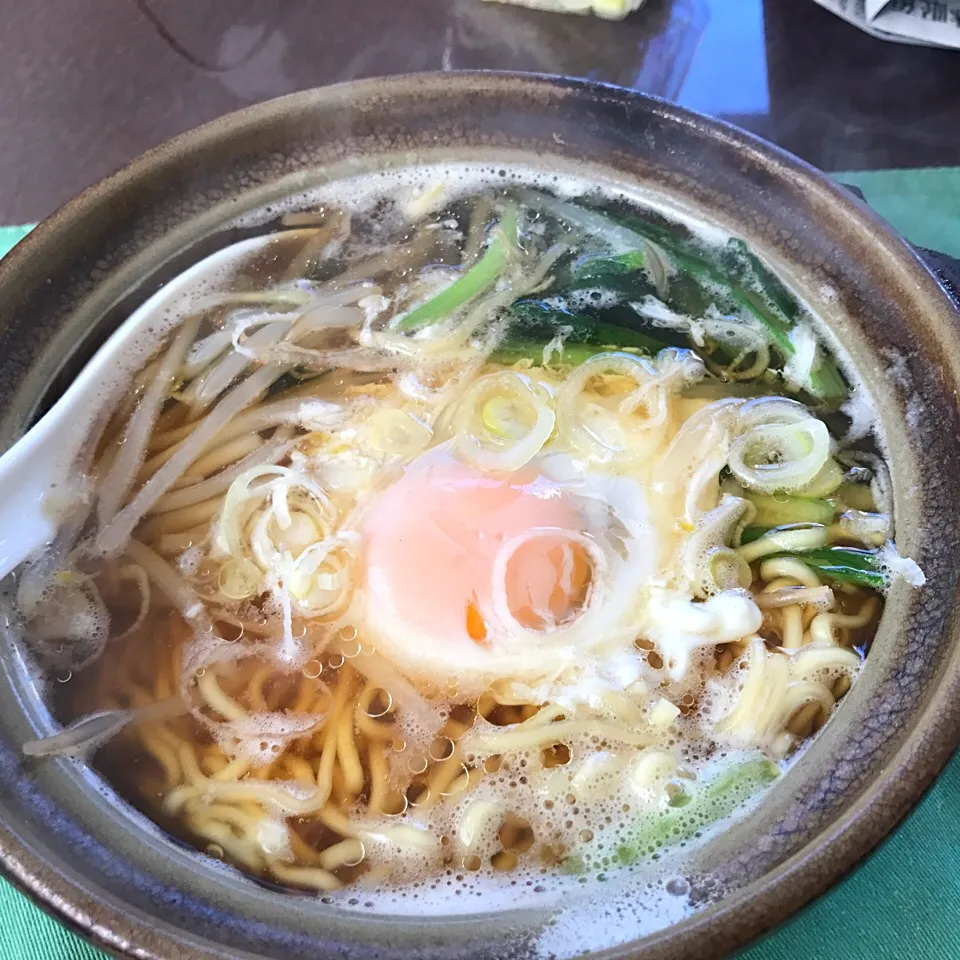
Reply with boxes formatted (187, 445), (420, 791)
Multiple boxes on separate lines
(0, 235), (275, 581)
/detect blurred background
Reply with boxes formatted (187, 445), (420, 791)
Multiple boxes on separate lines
(2, 0), (959, 224)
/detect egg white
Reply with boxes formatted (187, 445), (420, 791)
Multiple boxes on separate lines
(355, 449), (657, 700)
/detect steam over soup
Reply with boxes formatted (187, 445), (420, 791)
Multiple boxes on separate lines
(17, 167), (923, 905)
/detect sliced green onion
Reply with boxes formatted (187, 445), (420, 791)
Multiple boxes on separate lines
(729, 418), (831, 494)
(743, 491), (836, 527)
(739, 534), (886, 591)
(835, 481), (876, 513)
(798, 458), (844, 498)
(396, 209), (519, 332)
(614, 216), (794, 354)
(455, 371), (556, 472)
(809, 355), (848, 404)
(481, 396), (527, 440)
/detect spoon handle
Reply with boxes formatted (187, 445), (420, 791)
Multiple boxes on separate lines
(0, 377), (97, 579)
(0, 235), (275, 582)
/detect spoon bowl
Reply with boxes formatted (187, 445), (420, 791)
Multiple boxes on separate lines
(0, 235), (276, 580)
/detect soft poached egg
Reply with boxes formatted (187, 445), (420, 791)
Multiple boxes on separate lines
(358, 446), (655, 697)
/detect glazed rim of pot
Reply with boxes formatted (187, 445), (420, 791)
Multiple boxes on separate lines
(0, 73), (957, 960)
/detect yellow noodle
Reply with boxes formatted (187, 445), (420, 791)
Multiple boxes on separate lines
(443, 769), (473, 798)
(179, 742), (207, 785)
(762, 576), (802, 591)
(424, 752), (467, 802)
(316, 804), (359, 838)
(123, 682), (154, 710)
(200, 749), (230, 778)
(739, 526), (828, 563)
(288, 829), (324, 866)
(833, 675), (852, 697)
(202, 754), (230, 776)
(138, 725), (182, 788)
(787, 700), (823, 737)
(315, 728), (338, 804)
(154, 654), (175, 702)
(354, 684), (396, 738)
(139, 497), (224, 539)
(187, 817), (263, 869)
(187, 801), (263, 833)
(780, 605), (804, 650)
(197, 671), (247, 721)
(367, 741), (389, 814)
(181, 434), (263, 480)
(756, 586), (834, 610)
(318, 838), (365, 872)
(283, 755), (317, 787)
(247, 664), (274, 712)
(165, 776), (326, 816)
(759, 558), (822, 589)
(292, 676), (318, 714)
(212, 756), (253, 782)
(442, 715), (474, 741)
(151, 721), (191, 753)
(331, 764), (350, 806)
(158, 525), (210, 557)
(269, 862), (341, 892)
(810, 596), (880, 646)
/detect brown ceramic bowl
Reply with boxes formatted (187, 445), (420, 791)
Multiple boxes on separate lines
(0, 72), (958, 960)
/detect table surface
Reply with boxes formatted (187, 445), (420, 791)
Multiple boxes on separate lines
(3, 0), (960, 225)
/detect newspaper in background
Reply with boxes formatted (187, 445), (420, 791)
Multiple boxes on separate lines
(814, 0), (960, 47)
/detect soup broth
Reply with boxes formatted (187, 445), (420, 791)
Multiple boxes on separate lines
(19, 165), (923, 907)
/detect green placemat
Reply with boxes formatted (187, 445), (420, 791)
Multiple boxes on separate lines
(837, 166), (960, 261)
(0, 166), (957, 959)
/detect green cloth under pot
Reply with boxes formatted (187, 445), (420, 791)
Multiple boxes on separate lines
(0, 165), (957, 959)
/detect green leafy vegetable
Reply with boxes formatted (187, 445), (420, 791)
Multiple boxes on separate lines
(569, 204), (848, 403)
(497, 300), (668, 365)
(569, 250), (649, 293)
(396, 209), (519, 331)
(780, 547), (886, 591)
(721, 238), (798, 322)
(614, 759), (780, 867)
(740, 532), (887, 591)
(616, 217), (794, 354)
(740, 525), (770, 545)
(808, 357), (848, 404)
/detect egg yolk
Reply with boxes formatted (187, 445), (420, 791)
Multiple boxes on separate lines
(362, 453), (591, 650)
